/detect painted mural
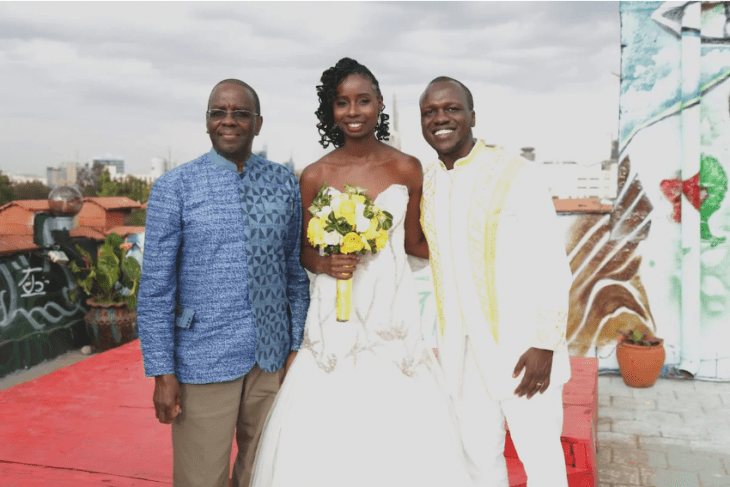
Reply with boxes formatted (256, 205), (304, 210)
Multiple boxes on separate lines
(597, 1), (730, 379)
(565, 155), (657, 357)
(0, 253), (88, 377)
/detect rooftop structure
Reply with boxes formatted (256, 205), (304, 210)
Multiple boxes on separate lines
(92, 154), (124, 175)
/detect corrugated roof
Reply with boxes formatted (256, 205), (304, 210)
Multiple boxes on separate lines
(0, 235), (38, 257)
(83, 197), (142, 210)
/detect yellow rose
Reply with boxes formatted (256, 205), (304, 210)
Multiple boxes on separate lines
(338, 199), (357, 226)
(352, 194), (366, 205)
(375, 229), (389, 251)
(307, 217), (325, 246)
(341, 232), (365, 254)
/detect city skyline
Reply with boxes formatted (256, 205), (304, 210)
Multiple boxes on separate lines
(0, 2), (620, 177)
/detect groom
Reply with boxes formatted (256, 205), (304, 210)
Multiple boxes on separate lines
(418, 77), (572, 487)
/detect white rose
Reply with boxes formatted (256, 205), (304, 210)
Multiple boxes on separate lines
(316, 205), (332, 219)
(323, 231), (343, 246)
(355, 203), (370, 232)
(330, 197), (342, 215)
(324, 187), (342, 197)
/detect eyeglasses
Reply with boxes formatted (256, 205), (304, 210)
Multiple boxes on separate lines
(206, 109), (259, 122)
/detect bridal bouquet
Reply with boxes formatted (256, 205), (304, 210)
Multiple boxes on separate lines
(307, 184), (393, 321)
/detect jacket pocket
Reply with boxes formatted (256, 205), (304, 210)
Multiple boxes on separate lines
(175, 305), (195, 329)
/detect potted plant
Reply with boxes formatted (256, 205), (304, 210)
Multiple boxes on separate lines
(616, 329), (665, 388)
(69, 233), (141, 352)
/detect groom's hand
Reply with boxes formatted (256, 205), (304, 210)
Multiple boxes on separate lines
(153, 373), (182, 423)
(512, 348), (553, 399)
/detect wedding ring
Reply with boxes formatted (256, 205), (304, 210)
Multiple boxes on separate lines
(536, 382), (544, 386)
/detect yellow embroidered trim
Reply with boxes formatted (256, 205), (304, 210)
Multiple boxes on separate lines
(420, 164), (447, 336)
(468, 153), (525, 343)
(485, 157), (524, 342)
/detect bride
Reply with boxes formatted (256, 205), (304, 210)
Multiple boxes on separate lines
(250, 57), (472, 487)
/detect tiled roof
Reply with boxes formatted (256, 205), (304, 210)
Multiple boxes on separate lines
(0, 235), (38, 257)
(69, 227), (107, 241)
(83, 197), (142, 210)
(0, 198), (146, 254)
(0, 200), (50, 212)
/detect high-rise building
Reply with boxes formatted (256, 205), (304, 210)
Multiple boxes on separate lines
(92, 154), (124, 175)
(46, 162), (78, 189)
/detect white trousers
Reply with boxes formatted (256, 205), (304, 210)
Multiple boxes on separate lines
(456, 338), (568, 487)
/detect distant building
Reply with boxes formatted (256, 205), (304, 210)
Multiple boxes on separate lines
(107, 170), (155, 185)
(8, 174), (48, 186)
(46, 162), (77, 189)
(539, 139), (620, 214)
(543, 160), (618, 201)
(76, 197), (142, 232)
(92, 154), (125, 175)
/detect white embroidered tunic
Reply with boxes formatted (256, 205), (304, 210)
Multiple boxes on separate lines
(421, 140), (573, 399)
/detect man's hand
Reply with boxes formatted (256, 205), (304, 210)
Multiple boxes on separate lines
(153, 373), (182, 424)
(512, 347), (553, 399)
(282, 351), (298, 384)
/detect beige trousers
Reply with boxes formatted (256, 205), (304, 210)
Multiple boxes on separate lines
(172, 364), (284, 487)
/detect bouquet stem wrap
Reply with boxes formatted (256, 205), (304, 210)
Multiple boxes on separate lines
(336, 278), (353, 322)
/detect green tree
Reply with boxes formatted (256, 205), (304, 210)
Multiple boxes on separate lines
(13, 180), (50, 200)
(76, 162), (106, 197)
(97, 170), (151, 203)
(97, 168), (118, 197)
(0, 171), (13, 205)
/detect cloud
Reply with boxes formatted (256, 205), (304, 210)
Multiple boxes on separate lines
(0, 2), (620, 176)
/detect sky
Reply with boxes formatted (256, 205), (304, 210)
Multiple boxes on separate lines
(0, 1), (620, 177)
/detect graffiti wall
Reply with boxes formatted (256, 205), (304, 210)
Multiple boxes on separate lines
(0, 252), (88, 378)
(569, 1), (730, 379)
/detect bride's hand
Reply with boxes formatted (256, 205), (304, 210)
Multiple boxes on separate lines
(320, 253), (360, 279)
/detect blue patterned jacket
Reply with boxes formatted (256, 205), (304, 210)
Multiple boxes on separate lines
(137, 151), (310, 384)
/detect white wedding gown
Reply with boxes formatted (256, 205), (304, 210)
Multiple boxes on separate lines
(251, 184), (472, 487)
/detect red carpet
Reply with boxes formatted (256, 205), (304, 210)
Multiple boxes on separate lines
(0, 341), (169, 486)
(0, 340), (597, 486)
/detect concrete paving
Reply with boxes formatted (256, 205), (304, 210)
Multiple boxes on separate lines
(597, 374), (730, 487)
(0, 349), (90, 391)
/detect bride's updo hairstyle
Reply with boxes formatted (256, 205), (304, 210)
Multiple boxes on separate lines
(315, 57), (391, 149)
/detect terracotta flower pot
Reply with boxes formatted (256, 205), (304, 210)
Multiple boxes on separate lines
(84, 299), (138, 352)
(616, 335), (665, 388)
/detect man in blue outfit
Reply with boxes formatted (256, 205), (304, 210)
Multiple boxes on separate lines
(138, 79), (310, 487)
